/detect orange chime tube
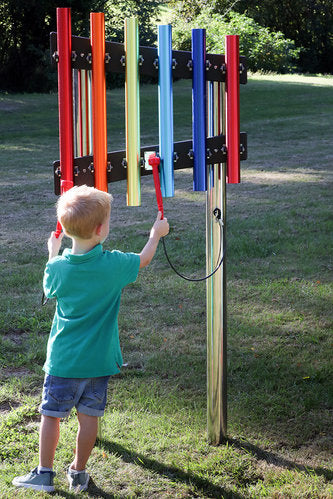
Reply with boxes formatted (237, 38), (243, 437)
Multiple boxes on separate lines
(90, 12), (108, 192)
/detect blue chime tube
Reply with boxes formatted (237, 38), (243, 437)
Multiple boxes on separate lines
(192, 29), (207, 192)
(158, 24), (174, 198)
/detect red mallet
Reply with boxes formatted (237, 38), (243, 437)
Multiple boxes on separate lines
(148, 153), (164, 219)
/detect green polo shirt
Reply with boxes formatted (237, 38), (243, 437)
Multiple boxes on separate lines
(43, 244), (140, 378)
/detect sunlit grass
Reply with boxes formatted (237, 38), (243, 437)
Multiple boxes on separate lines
(0, 74), (332, 497)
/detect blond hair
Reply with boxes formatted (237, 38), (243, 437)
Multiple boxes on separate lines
(57, 185), (113, 239)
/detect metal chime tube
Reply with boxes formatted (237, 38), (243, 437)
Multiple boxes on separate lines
(57, 7), (74, 192)
(158, 24), (174, 198)
(80, 70), (89, 156)
(192, 29), (207, 192)
(73, 69), (80, 158)
(87, 70), (93, 155)
(206, 79), (227, 444)
(125, 17), (141, 206)
(225, 35), (240, 184)
(56, 7), (74, 236)
(90, 12), (108, 192)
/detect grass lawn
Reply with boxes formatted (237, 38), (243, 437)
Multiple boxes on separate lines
(0, 73), (332, 498)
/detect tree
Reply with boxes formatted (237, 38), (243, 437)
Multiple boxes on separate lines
(167, 0), (333, 73)
(0, 0), (160, 92)
(104, 0), (160, 46)
(0, 0), (104, 92)
(234, 0), (333, 73)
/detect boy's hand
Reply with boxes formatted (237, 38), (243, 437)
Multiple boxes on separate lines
(47, 231), (64, 260)
(150, 211), (169, 240)
(139, 212), (169, 269)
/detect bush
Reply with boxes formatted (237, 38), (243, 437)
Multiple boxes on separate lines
(172, 11), (301, 73)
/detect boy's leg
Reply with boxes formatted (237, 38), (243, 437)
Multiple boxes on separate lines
(12, 415), (59, 491)
(39, 415), (60, 468)
(66, 376), (109, 491)
(70, 412), (98, 471)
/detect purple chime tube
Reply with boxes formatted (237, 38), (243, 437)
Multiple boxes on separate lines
(192, 29), (207, 192)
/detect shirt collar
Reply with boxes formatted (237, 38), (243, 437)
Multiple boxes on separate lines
(62, 244), (103, 263)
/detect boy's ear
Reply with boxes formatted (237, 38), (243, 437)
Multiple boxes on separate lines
(95, 224), (102, 236)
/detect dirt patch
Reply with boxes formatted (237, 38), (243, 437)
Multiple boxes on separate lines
(4, 328), (28, 345)
(0, 400), (21, 414)
(1, 366), (31, 378)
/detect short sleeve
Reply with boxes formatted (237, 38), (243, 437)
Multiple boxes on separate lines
(43, 262), (58, 299)
(112, 251), (140, 288)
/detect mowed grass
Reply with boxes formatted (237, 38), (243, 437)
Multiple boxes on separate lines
(0, 73), (332, 498)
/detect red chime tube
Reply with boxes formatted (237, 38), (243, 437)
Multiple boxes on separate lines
(91, 12), (108, 192)
(225, 35), (240, 184)
(55, 7), (74, 236)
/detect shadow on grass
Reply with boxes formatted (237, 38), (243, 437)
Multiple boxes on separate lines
(97, 439), (244, 498)
(228, 437), (333, 482)
(53, 483), (117, 499)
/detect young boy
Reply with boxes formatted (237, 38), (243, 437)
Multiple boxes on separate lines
(12, 185), (169, 492)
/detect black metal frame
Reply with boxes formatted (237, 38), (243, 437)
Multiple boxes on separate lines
(50, 32), (248, 194)
(53, 134), (247, 195)
(50, 33), (247, 83)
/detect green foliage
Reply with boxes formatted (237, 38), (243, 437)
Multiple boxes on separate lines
(168, 0), (333, 73)
(103, 0), (160, 89)
(166, 0), (210, 21)
(172, 11), (300, 73)
(0, 0), (160, 93)
(104, 0), (160, 46)
(0, 0), (103, 92)
(234, 0), (333, 73)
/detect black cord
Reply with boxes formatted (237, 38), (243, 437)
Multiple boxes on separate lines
(161, 216), (225, 282)
(41, 292), (49, 306)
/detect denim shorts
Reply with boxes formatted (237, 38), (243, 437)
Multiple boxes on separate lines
(39, 374), (110, 418)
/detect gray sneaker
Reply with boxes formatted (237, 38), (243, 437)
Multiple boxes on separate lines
(66, 468), (90, 491)
(12, 467), (56, 492)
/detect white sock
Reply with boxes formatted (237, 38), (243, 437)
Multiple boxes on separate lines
(37, 466), (53, 473)
(69, 466), (85, 474)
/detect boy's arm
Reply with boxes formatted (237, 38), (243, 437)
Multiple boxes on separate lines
(47, 231), (64, 260)
(139, 212), (169, 269)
